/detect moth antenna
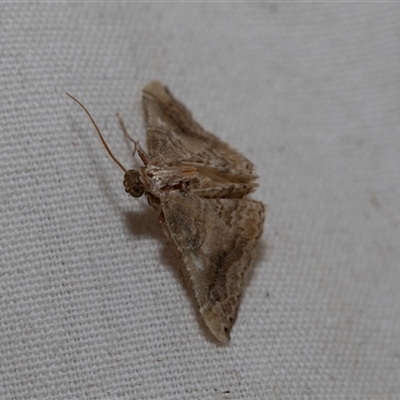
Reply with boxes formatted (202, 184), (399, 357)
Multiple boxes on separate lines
(66, 93), (127, 173)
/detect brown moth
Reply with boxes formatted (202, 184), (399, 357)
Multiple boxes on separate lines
(67, 81), (265, 343)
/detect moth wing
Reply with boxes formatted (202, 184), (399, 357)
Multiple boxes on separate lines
(143, 81), (254, 175)
(158, 191), (265, 342)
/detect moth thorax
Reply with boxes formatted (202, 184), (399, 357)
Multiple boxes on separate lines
(123, 170), (145, 198)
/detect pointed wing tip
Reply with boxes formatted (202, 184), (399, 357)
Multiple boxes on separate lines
(143, 80), (167, 97)
(202, 309), (232, 343)
(208, 324), (230, 344)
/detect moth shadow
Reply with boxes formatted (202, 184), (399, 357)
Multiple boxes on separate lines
(123, 206), (164, 241)
(123, 207), (187, 297)
(249, 238), (270, 303)
(247, 237), (270, 289)
(123, 207), (183, 284)
(122, 206), (225, 344)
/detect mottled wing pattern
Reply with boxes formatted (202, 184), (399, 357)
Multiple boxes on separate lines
(158, 191), (265, 342)
(143, 81), (254, 175)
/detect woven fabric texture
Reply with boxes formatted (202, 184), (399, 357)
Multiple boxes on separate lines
(1, 4), (399, 399)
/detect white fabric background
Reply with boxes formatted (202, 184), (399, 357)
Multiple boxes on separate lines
(1, 3), (399, 399)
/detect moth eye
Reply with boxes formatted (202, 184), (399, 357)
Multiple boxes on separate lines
(126, 185), (144, 198)
(123, 170), (145, 198)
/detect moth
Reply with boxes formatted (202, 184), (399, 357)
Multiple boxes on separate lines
(67, 81), (265, 342)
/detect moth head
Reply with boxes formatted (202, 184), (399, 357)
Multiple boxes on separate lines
(123, 169), (145, 198)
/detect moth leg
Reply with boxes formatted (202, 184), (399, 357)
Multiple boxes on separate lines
(116, 112), (136, 158)
(146, 192), (160, 209)
(134, 141), (149, 165)
(116, 113), (135, 142)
